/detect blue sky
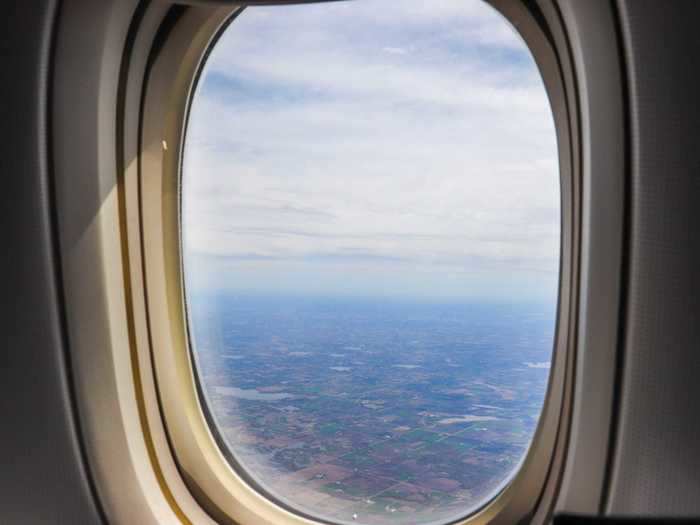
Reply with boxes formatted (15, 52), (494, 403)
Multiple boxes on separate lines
(182, 0), (559, 302)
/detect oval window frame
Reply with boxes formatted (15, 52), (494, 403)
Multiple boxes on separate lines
(135, 2), (579, 524)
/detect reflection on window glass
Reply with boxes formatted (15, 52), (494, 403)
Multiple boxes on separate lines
(182, 1), (559, 523)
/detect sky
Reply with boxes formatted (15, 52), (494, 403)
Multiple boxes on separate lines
(182, 0), (560, 302)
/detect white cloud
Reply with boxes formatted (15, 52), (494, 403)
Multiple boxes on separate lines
(182, 0), (560, 301)
(382, 47), (408, 55)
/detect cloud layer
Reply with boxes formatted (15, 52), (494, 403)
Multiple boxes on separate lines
(182, 0), (560, 301)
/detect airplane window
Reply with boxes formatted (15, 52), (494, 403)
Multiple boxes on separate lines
(181, 1), (559, 523)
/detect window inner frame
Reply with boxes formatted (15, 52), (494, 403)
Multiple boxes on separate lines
(131, 2), (580, 524)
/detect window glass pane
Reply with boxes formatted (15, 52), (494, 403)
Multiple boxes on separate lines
(182, 1), (559, 524)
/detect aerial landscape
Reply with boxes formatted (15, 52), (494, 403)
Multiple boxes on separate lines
(181, 0), (560, 523)
(188, 294), (554, 524)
